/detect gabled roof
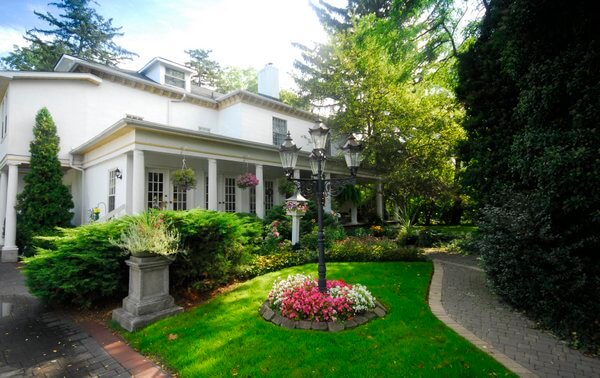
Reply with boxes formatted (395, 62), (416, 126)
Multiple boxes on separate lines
(138, 57), (195, 75)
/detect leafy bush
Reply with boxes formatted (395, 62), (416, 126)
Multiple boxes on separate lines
(299, 226), (346, 251)
(111, 212), (180, 257)
(475, 195), (600, 351)
(328, 236), (424, 262)
(23, 220), (129, 308)
(240, 247), (316, 278)
(23, 210), (264, 307)
(160, 210), (261, 292)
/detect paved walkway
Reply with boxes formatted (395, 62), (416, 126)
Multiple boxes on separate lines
(430, 253), (600, 378)
(0, 263), (168, 377)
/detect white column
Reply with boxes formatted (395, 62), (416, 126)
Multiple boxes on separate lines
(255, 164), (265, 219)
(2, 164), (19, 262)
(208, 159), (218, 211)
(324, 173), (332, 213)
(350, 204), (358, 225)
(0, 170), (8, 245)
(291, 214), (301, 245)
(132, 150), (145, 214)
(376, 182), (384, 220)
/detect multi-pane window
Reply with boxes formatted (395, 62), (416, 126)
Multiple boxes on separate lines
(272, 117), (287, 146)
(165, 68), (185, 88)
(147, 171), (164, 209)
(265, 180), (274, 212)
(224, 178), (236, 212)
(108, 169), (117, 212)
(172, 185), (187, 211)
(249, 186), (256, 214)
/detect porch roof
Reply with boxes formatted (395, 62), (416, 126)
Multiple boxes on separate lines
(70, 117), (380, 181)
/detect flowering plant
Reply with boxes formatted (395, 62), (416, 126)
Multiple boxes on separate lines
(89, 207), (101, 222)
(111, 211), (181, 258)
(284, 201), (308, 214)
(236, 172), (259, 188)
(267, 273), (376, 322)
(370, 225), (385, 237)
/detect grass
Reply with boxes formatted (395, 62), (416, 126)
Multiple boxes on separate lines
(122, 262), (513, 377)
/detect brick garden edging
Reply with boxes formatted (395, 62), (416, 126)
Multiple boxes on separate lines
(259, 300), (387, 332)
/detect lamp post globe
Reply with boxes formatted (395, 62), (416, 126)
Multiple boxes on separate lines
(279, 131), (301, 176)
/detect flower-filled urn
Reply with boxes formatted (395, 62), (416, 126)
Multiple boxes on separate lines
(284, 192), (309, 216)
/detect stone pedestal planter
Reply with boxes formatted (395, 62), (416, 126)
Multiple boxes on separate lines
(113, 256), (182, 332)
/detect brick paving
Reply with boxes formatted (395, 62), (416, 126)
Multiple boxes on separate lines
(0, 262), (168, 378)
(431, 253), (600, 378)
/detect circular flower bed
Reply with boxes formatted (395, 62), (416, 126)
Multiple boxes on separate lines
(260, 274), (387, 331)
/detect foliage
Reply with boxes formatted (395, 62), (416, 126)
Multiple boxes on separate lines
(328, 236), (424, 262)
(22, 220), (129, 308)
(241, 248), (316, 278)
(279, 89), (311, 110)
(16, 108), (74, 256)
(215, 66), (258, 94)
(184, 48), (221, 87)
(267, 274), (376, 321)
(122, 263), (512, 377)
(1, 0), (135, 70)
(294, 14), (466, 210)
(171, 168), (197, 190)
(456, 0), (600, 351)
(110, 212), (180, 257)
(277, 178), (296, 197)
(22, 210), (263, 307)
(300, 226), (346, 251)
(162, 210), (260, 292)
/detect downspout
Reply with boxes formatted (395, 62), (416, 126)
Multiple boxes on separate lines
(69, 154), (85, 224)
(167, 93), (187, 125)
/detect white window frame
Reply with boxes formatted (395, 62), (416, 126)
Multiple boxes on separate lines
(165, 67), (185, 89)
(108, 169), (117, 212)
(272, 117), (287, 146)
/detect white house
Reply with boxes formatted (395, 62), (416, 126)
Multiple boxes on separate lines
(0, 55), (383, 262)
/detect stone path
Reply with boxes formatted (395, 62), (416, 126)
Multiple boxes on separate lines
(0, 262), (168, 377)
(430, 253), (600, 378)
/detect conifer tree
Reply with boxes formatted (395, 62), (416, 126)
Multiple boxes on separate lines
(17, 108), (73, 255)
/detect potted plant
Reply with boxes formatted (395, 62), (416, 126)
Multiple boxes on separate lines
(236, 172), (259, 189)
(171, 168), (197, 190)
(111, 212), (183, 331)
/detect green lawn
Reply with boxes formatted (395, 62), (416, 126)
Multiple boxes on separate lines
(122, 262), (513, 377)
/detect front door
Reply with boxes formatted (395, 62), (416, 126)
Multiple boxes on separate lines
(147, 170), (169, 210)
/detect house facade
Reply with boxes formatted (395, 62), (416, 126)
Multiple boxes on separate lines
(0, 55), (383, 262)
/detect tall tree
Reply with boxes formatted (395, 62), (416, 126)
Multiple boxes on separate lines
(457, 0), (600, 350)
(294, 8), (466, 216)
(17, 108), (74, 256)
(214, 66), (258, 93)
(184, 48), (222, 87)
(2, 0), (135, 71)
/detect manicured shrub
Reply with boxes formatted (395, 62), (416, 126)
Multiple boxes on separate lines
(17, 108), (74, 256)
(240, 244), (316, 278)
(160, 210), (261, 292)
(23, 210), (264, 307)
(23, 220), (129, 308)
(328, 236), (424, 262)
(299, 225), (346, 251)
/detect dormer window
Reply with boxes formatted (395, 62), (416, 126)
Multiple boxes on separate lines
(165, 68), (185, 89)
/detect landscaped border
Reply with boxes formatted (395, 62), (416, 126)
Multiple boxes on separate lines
(258, 300), (387, 332)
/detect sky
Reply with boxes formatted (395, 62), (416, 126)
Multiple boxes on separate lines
(0, 0), (334, 89)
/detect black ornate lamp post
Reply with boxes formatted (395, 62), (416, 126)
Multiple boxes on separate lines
(279, 120), (363, 293)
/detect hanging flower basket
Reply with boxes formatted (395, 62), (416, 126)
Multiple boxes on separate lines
(236, 172), (259, 189)
(284, 200), (308, 216)
(171, 168), (197, 190)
